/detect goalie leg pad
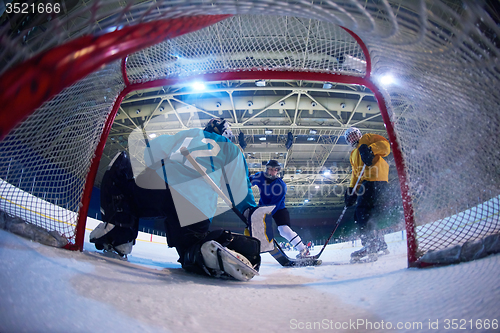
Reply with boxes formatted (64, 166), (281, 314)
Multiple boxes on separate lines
(201, 241), (258, 281)
(180, 229), (261, 281)
(224, 232), (261, 270)
(246, 206), (275, 252)
(100, 151), (139, 230)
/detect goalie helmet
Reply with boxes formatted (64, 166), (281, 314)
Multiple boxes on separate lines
(203, 118), (234, 140)
(265, 159), (281, 180)
(344, 127), (362, 148)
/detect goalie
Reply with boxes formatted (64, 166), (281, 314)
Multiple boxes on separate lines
(91, 118), (273, 281)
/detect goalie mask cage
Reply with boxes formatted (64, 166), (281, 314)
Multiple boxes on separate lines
(0, 0), (499, 267)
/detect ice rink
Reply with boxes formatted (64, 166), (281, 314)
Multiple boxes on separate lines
(1, 223), (499, 333)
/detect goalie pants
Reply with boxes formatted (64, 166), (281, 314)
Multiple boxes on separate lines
(355, 180), (388, 237)
(132, 172), (210, 266)
(159, 184), (211, 265)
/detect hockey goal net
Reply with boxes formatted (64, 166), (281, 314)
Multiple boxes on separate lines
(0, 0), (499, 266)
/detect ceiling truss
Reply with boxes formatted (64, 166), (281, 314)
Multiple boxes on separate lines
(98, 79), (393, 208)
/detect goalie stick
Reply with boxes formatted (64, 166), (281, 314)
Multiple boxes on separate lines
(309, 164), (366, 260)
(180, 147), (319, 267)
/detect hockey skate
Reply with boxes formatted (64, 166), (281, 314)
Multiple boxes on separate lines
(201, 240), (259, 281)
(90, 222), (134, 258)
(350, 243), (378, 263)
(296, 247), (310, 259)
(376, 238), (390, 256)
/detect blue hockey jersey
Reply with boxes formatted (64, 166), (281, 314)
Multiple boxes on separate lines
(249, 171), (286, 215)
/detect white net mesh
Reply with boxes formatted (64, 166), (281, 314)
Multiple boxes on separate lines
(0, 62), (124, 240)
(126, 15), (366, 82)
(0, 0), (499, 261)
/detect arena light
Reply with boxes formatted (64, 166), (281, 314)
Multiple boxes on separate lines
(255, 80), (266, 87)
(378, 74), (396, 86)
(191, 81), (206, 90)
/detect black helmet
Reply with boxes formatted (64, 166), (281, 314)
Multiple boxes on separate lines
(203, 118), (234, 140)
(266, 160), (281, 170)
(265, 160), (281, 180)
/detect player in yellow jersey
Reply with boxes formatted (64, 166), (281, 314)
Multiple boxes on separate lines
(343, 127), (391, 262)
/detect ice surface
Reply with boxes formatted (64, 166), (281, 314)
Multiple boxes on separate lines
(1, 228), (499, 333)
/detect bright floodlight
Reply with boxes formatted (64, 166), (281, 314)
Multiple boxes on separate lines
(379, 74), (395, 86)
(191, 82), (206, 90)
(323, 170), (331, 176)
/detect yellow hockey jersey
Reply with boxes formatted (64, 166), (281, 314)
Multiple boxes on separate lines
(349, 133), (390, 188)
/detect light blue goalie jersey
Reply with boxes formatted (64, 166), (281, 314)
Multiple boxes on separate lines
(141, 128), (256, 227)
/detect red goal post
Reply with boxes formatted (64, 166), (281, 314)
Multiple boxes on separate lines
(0, 1), (498, 267)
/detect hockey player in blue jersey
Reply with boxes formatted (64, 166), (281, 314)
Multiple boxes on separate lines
(91, 118), (273, 281)
(249, 160), (310, 258)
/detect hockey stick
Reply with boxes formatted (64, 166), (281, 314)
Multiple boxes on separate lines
(180, 146), (334, 267)
(311, 164), (366, 260)
(180, 147), (249, 227)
